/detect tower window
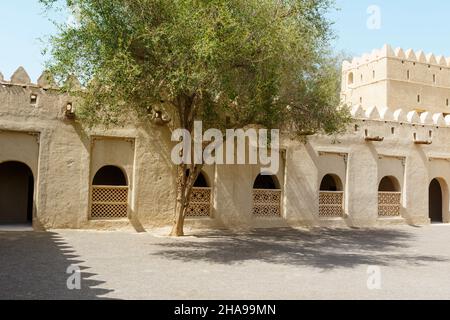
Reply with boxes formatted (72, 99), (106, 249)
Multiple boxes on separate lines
(360, 97), (363, 104)
(347, 72), (354, 85)
(407, 70), (410, 80)
(391, 127), (395, 134)
(30, 94), (37, 105)
(446, 99), (449, 106)
(417, 95), (421, 103)
(433, 74), (436, 84)
(373, 70), (375, 79)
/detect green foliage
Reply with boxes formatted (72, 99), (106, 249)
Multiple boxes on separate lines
(41, 0), (349, 135)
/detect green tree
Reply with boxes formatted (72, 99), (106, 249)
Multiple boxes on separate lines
(40, 0), (350, 236)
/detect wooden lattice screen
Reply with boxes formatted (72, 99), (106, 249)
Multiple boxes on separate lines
(252, 189), (282, 217)
(378, 192), (401, 217)
(186, 187), (212, 217)
(90, 186), (129, 219)
(319, 191), (344, 217)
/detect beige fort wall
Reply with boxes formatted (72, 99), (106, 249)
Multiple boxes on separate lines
(287, 107), (450, 228)
(0, 68), (178, 230)
(1, 63), (449, 231)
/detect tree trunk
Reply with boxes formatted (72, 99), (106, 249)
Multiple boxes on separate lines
(170, 93), (201, 237)
(170, 199), (186, 236)
(170, 163), (203, 237)
(170, 166), (188, 237)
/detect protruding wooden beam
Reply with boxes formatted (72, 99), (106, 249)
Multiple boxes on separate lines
(365, 136), (385, 142)
(414, 140), (432, 145)
(364, 129), (384, 142)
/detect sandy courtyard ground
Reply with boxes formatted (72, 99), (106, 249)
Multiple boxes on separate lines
(1, 225), (450, 300)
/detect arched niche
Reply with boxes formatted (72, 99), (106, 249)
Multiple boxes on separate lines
(320, 174), (343, 192)
(92, 165), (128, 186)
(253, 174), (280, 190)
(378, 176), (401, 192)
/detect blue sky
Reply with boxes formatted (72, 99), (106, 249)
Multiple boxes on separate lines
(331, 0), (450, 58)
(1, 0), (450, 82)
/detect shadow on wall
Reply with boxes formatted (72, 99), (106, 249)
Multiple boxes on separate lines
(151, 227), (447, 270)
(0, 232), (115, 300)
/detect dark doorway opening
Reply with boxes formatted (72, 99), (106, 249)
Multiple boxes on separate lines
(0, 161), (34, 225)
(429, 178), (443, 223)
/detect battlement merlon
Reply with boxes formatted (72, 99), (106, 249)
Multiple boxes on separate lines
(341, 44), (450, 114)
(0, 66), (82, 90)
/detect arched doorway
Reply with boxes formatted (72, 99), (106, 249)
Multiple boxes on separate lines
(91, 165), (129, 219)
(378, 176), (401, 217)
(187, 171), (212, 218)
(252, 174), (281, 217)
(429, 178), (444, 223)
(319, 174), (344, 217)
(0, 161), (34, 225)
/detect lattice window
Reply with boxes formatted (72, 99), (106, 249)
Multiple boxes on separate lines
(186, 187), (212, 217)
(252, 189), (282, 217)
(378, 192), (401, 217)
(91, 186), (129, 219)
(319, 191), (344, 217)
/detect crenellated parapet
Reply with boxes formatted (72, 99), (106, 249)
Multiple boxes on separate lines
(350, 104), (450, 126)
(0, 67), (78, 120)
(342, 44), (450, 71)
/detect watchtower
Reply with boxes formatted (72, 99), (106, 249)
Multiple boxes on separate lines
(342, 44), (450, 115)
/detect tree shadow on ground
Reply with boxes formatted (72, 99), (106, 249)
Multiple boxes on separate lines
(0, 231), (115, 300)
(152, 227), (447, 270)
